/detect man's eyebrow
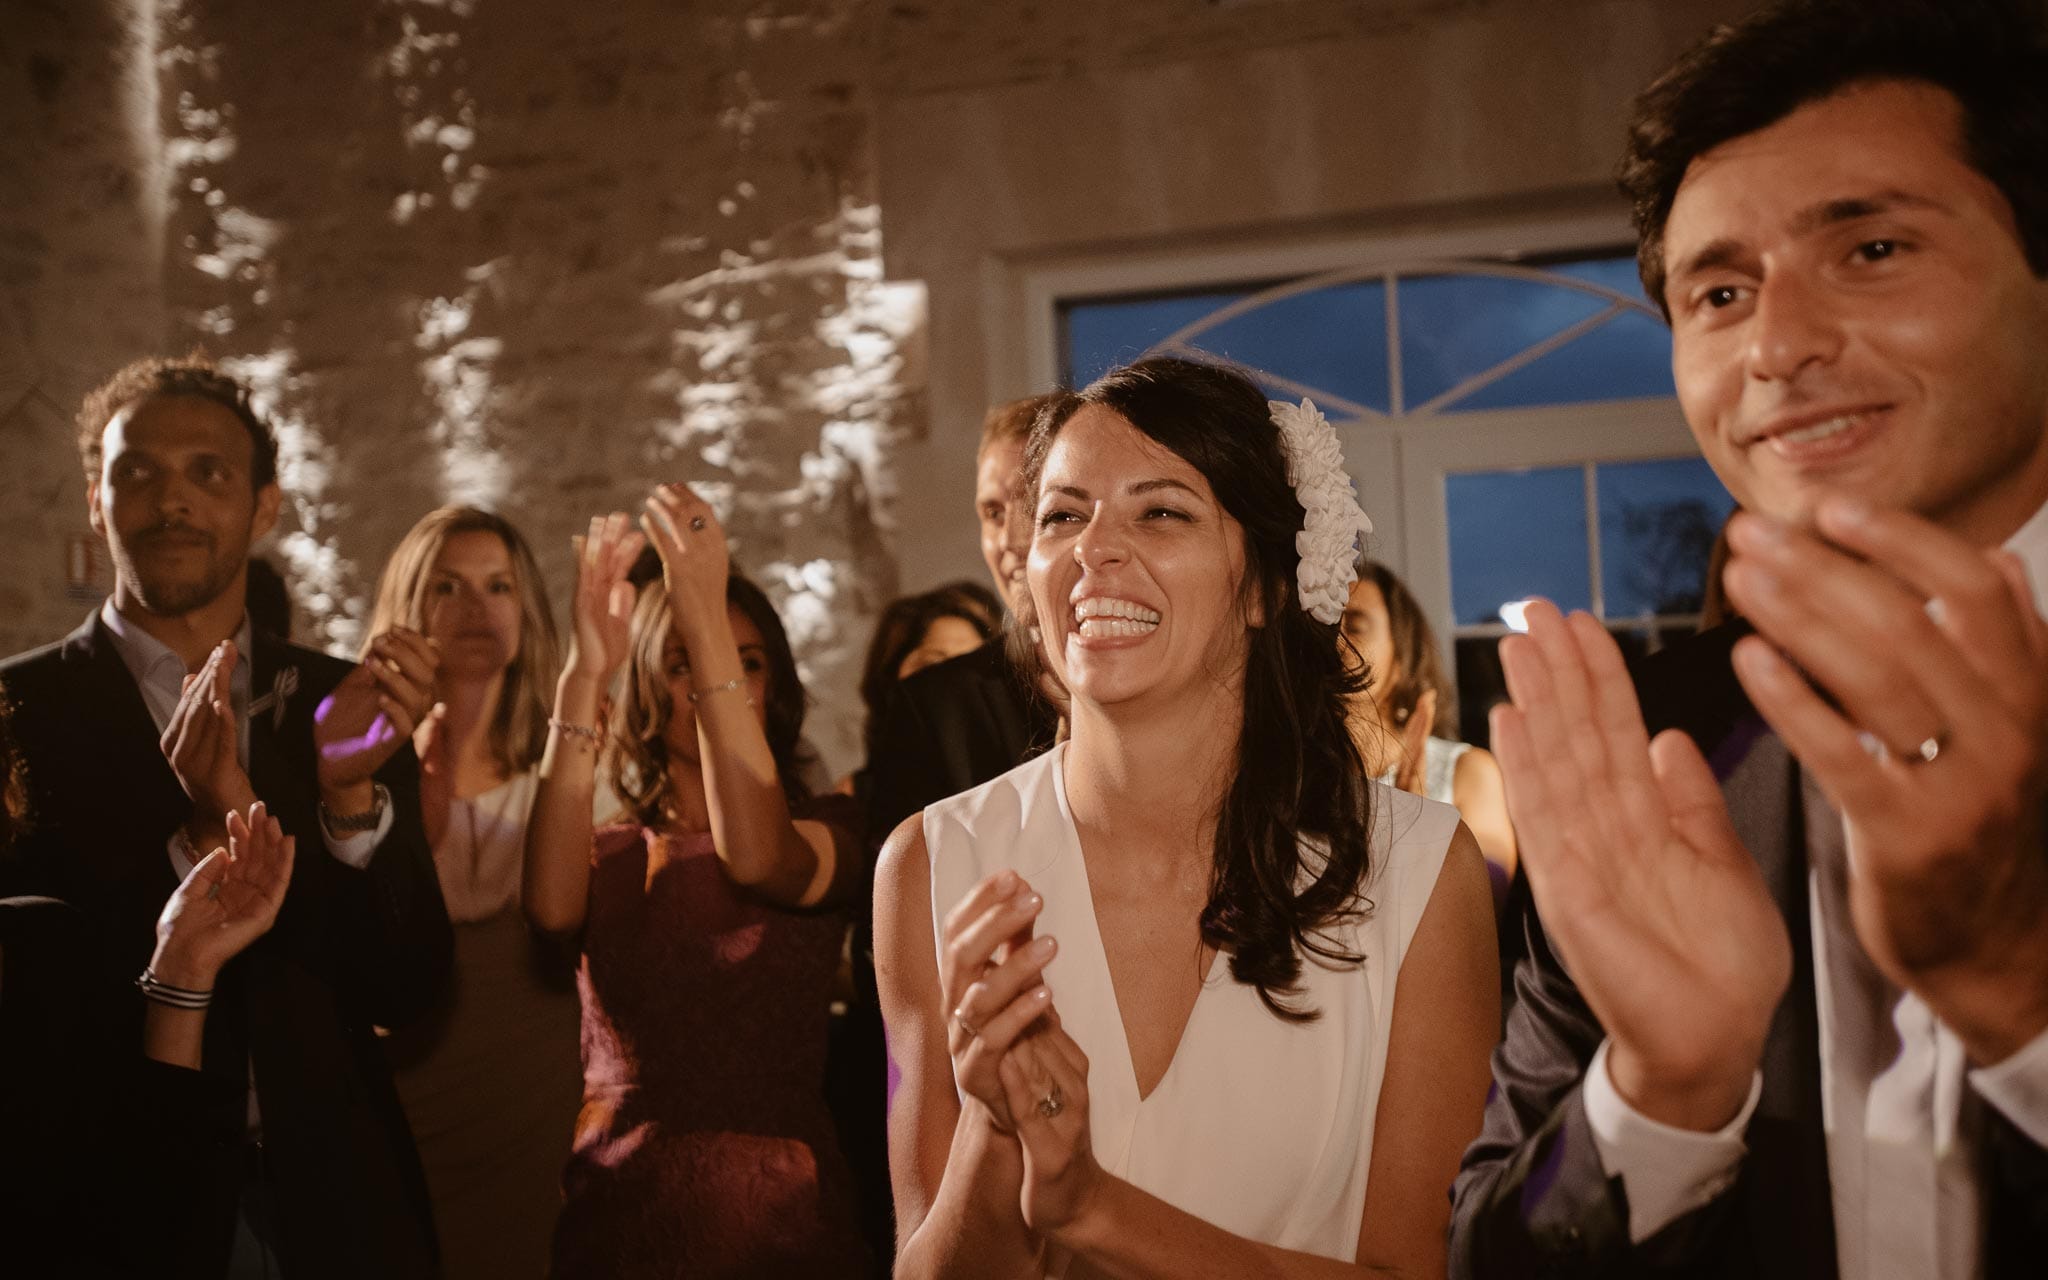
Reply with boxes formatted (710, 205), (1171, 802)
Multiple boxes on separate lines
(1670, 238), (1746, 285)
(1669, 191), (1953, 286)
(1790, 190), (1951, 235)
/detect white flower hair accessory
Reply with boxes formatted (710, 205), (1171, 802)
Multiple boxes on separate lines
(1268, 397), (1373, 625)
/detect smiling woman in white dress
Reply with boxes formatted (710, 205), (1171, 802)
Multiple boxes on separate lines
(875, 357), (1499, 1279)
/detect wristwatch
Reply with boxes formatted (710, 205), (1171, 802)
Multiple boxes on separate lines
(320, 782), (390, 836)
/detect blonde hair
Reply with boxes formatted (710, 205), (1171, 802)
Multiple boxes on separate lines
(364, 506), (561, 774)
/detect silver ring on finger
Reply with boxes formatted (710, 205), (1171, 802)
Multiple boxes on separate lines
(1035, 1082), (1065, 1120)
(688, 515), (707, 532)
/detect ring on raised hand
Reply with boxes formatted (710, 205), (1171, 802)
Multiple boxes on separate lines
(1861, 728), (1951, 766)
(206, 880), (223, 902)
(1035, 1083), (1065, 1120)
(688, 515), (707, 532)
(1907, 730), (1950, 765)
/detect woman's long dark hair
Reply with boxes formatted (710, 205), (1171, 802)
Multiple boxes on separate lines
(612, 571), (813, 827)
(1018, 357), (1375, 1021)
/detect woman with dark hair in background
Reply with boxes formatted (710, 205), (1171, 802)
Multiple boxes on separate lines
(1340, 561), (1517, 903)
(843, 580), (1002, 800)
(364, 505), (581, 1280)
(524, 487), (874, 1279)
(876, 358), (1497, 1277)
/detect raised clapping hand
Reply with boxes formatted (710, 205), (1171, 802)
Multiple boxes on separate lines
(1720, 498), (2048, 1063)
(999, 1011), (1102, 1237)
(162, 640), (259, 848)
(940, 870), (1059, 1134)
(1490, 600), (1792, 1131)
(566, 513), (647, 685)
(939, 870), (1110, 1236)
(414, 702), (452, 850)
(316, 628), (440, 800)
(1392, 686), (1440, 797)
(640, 483), (730, 644)
(149, 801), (297, 991)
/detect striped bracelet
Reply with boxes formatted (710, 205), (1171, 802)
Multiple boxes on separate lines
(135, 966), (213, 1010)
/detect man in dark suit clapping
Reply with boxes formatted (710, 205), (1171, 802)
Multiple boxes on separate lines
(1451, 3), (2048, 1277)
(0, 356), (452, 1278)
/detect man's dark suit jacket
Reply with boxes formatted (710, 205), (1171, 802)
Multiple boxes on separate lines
(0, 611), (452, 1279)
(1448, 624), (2048, 1278)
(1, 894), (250, 1280)
(863, 637), (1056, 845)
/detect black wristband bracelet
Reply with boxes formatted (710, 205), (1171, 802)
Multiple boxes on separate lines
(320, 781), (391, 835)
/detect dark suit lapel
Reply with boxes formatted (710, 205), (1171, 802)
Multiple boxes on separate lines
(247, 634), (324, 851)
(66, 614), (190, 891)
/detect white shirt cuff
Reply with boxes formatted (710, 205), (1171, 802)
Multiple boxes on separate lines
(321, 801), (395, 871)
(1582, 1038), (1759, 1243)
(167, 829), (200, 881)
(1969, 1021), (2048, 1150)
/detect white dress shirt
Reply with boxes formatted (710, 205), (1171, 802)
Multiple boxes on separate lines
(98, 600), (392, 871)
(1582, 497), (2048, 1278)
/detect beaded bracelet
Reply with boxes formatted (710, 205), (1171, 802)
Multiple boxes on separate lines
(136, 967), (213, 1011)
(686, 678), (747, 704)
(549, 717), (603, 743)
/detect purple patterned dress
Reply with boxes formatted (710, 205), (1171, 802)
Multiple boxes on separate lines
(549, 803), (874, 1279)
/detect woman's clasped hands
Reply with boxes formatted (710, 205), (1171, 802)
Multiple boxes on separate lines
(940, 868), (1104, 1236)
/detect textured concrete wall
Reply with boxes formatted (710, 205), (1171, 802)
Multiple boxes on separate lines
(3, 0), (1758, 771)
(0, 0), (165, 657)
(2, 0), (917, 774)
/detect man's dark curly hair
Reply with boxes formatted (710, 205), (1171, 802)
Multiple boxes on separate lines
(1620, 0), (2048, 316)
(75, 354), (279, 490)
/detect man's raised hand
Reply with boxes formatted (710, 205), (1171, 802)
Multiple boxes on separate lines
(1491, 601), (1790, 1130)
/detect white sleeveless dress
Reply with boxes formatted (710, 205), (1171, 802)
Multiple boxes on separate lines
(923, 742), (1459, 1273)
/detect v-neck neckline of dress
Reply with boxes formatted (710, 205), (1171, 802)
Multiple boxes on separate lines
(1050, 743), (1221, 1107)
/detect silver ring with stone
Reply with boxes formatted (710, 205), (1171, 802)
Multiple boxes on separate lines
(688, 515), (707, 532)
(1035, 1083), (1065, 1120)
